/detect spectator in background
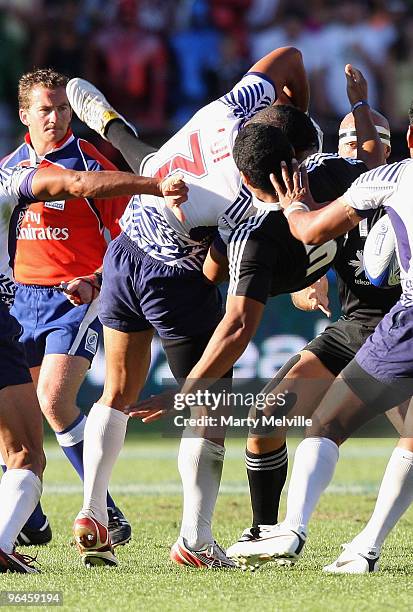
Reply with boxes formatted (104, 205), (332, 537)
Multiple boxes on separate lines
(245, 0), (284, 31)
(249, 9), (324, 78)
(170, 0), (222, 127)
(0, 6), (28, 155)
(86, 0), (168, 133)
(31, 1), (86, 77)
(386, 7), (413, 130)
(314, 0), (396, 119)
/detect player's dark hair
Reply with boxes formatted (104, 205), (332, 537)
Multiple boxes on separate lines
(247, 105), (318, 158)
(233, 124), (293, 198)
(409, 100), (413, 126)
(18, 68), (69, 109)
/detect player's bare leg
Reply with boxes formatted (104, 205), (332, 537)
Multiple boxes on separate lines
(74, 326), (153, 566)
(0, 383), (44, 573)
(31, 355), (88, 432)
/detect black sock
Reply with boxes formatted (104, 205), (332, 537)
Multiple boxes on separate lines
(245, 444), (288, 528)
(105, 120), (157, 174)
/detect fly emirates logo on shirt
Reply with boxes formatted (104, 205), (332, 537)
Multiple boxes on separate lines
(17, 208), (69, 241)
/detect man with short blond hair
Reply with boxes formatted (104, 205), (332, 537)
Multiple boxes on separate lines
(2, 67), (131, 547)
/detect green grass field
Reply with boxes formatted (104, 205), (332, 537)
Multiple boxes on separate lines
(2, 437), (413, 612)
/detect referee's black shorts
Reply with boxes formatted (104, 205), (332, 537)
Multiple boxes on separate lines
(303, 316), (377, 376)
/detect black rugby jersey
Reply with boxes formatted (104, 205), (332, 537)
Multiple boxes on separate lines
(305, 154), (401, 324)
(227, 202), (338, 304)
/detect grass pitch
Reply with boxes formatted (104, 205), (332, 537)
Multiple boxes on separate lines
(2, 437), (413, 612)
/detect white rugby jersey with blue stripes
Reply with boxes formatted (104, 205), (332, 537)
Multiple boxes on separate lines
(0, 165), (37, 304)
(344, 158), (413, 305)
(120, 72), (276, 271)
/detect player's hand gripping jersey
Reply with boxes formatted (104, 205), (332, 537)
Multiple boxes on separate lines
(120, 73), (276, 271)
(1, 131), (129, 285)
(344, 159), (413, 306)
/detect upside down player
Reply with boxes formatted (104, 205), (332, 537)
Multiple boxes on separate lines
(1, 68), (138, 547)
(0, 163), (187, 573)
(66, 46), (311, 568)
(252, 103), (413, 572)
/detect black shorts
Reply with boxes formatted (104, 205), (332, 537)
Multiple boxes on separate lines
(304, 317), (377, 376)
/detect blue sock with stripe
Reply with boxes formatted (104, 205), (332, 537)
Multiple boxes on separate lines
(56, 413), (116, 509)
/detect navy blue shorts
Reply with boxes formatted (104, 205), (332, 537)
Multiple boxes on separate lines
(0, 302), (32, 390)
(10, 284), (102, 369)
(99, 233), (223, 339)
(341, 300), (413, 410)
(355, 301), (413, 381)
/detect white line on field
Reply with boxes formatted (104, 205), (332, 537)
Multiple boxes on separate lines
(45, 446), (394, 461)
(43, 482), (380, 496)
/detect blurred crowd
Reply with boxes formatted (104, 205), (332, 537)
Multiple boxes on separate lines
(1, 0), (413, 156)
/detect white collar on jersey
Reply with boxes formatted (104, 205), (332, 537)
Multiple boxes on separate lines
(251, 195), (281, 212)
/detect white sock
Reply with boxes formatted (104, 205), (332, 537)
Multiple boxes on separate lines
(0, 469), (42, 553)
(178, 435), (225, 550)
(80, 403), (128, 526)
(55, 414), (86, 447)
(282, 437), (339, 534)
(351, 447), (413, 554)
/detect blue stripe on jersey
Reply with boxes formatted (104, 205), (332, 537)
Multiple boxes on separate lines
(304, 153), (364, 174)
(225, 185), (252, 219)
(246, 71), (277, 93)
(221, 82), (272, 120)
(121, 203), (211, 270)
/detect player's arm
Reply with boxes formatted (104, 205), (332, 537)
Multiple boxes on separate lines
(271, 160), (362, 244)
(182, 296), (264, 389)
(285, 198), (361, 245)
(31, 166), (187, 203)
(128, 295), (264, 421)
(249, 46), (309, 112)
(203, 242), (229, 284)
(345, 64), (385, 169)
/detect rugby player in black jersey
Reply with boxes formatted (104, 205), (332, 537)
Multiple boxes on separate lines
(223, 110), (403, 569)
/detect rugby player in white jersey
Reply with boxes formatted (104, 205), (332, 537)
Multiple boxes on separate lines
(126, 65), (396, 569)
(0, 164), (186, 573)
(66, 46), (310, 568)
(253, 104), (413, 572)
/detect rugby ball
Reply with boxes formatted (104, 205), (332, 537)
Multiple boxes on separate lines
(363, 214), (400, 288)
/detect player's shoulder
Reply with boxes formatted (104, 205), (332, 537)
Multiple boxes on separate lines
(0, 143), (30, 169)
(217, 72), (276, 120)
(353, 158), (412, 187)
(305, 153), (368, 203)
(77, 138), (118, 171)
(304, 152), (366, 173)
(228, 207), (280, 246)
